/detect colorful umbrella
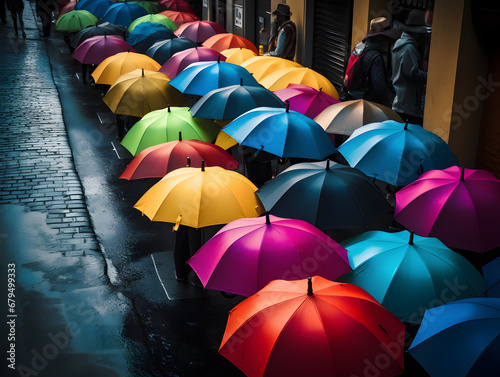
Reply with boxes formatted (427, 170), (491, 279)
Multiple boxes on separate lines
(259, 67), (339, 99)
(159, 10), (199, 27)
(188, 213), (351, 297)
(222, 105), (335, 160)
(72, 35), (134, 65)
(56, 10), (98, 33)
(338, 120), (459, 187)
(174, 20), (227, 43)
(159, 46), (225, 79)
(202, 33), (258, 54)
(241, 56), (302, 82)
(214, 130), (238, 150)
(159, 0), (194, 13)
(483, 257), (500, 298)
(120, 106), (220, 156)
(145, 37), (198, 65)
(340, 230), (485, 323)
(120, 135), (239, 180)
(126, 23), (177, 53)
(102, 69), (185, 118)
(256, 160), (394, 231)
(58, 1), (78, 19)
(70, 22), (129, 49)
(74, 0), (113, 19)
(394, 166), (500, 253)
(129, 0), (162, 14)
(408, 298), (500, 377)
(274, 83), (340, 120)
(101, 3), (149, 28)
(134, 163), (264, 229)
(219, 276), (405, 377)
(220, 47), (257, 65)
(128, 14), (177, 32)
(314, 99), (403, 136)
(168, 60), (260, 96)
(189, 80), (285, 121)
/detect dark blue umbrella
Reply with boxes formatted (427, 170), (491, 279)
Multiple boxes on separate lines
(145, 37), (198, 65)
(483, 257), (500, 298)
(75, 0), (114, 18)
(126, 23), (177, 53)
(101, 2), (149, 28)
(408, 298), (500, 377)
(70, 21), (129, 49)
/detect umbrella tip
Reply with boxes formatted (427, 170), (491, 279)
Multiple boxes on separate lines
(404, 120), (409, 130)
(265, 211), (270, 225)
(217, 56), (220, 63)
(201, 160), (205, 171)
(186, 156), (191, 167)
(409, 231), (414, 245)
(142, 68), (144, 76)
(240, 77), (243, 86)
(460, 167), (465, 181)
(179, 131), (182, 141)
(326, 159), (330, 171)
(167, 104), (171, 112)
(307, 277), (313, 296)
(285, 100), (290, 112)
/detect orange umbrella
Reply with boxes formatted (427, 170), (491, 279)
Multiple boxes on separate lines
(240, 56), (302, 81)
(202, 33), (258, 54)
(159, 10), (199, 27)
(220, 47), (257, 65)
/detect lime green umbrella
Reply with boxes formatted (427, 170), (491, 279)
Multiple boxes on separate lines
(121, 106), (220, 156)
(128, 14), (177, 33)
(130, 1), (162, 13)
(56, 10), (98, 33)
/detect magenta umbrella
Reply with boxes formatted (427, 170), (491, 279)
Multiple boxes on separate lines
(188, 213), (352, 297)
(159, 0), (194, 13)
(273, 83), (340, 119)
(174, 20), (227, 43)
(395, 166), (500, 253)
(159, 46), (226, 78)
(72, 34), (135, 65)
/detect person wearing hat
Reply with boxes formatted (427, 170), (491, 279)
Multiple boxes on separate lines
(391, 10), (431, 125)
(260, 3), (296, 60)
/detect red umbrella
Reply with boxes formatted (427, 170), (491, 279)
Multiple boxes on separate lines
(395, 166), (500, 253)
(159, 10), (199, 27)
(174, 20), (227, 43)
(203, 33), (258, 54)
(159, 46), (225, 79)
(58, 1), (77, 18)
(159, 0), (194, 13)
(120, 134), (239, 180)
(219, 276), (405, 377)
(274, 83), (341, 119)
(72, 34), (135, 65)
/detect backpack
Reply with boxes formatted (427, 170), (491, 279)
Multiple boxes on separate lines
(343, 41), (367, 92)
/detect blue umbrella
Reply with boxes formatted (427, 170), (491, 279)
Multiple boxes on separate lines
(339, 230), (486, 323)
(75, 0), (114, 18)
(338, 120), (459, 187)
(101, 2), (149, 28)
(408, 298), (500, 377)
(256, 160), (394, 231)
(483, 257), (500, 297)
(189, 80), (285, 121)
(168, 60), (260, 96)
(146, 37), (198, 65)
(222, 105), (335, 159)
(126, 23), (177, 53)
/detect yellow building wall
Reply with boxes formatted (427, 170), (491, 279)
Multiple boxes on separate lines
(270, 0), (305, 63)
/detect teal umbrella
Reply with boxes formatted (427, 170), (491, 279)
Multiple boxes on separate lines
(339, 230), (486, 323)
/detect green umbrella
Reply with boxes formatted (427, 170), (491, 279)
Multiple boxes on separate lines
(56, 10), (98, 33)
(128, 14), (177, 33)
(130, 1), (163, 14)
(121, 106), (220, 156)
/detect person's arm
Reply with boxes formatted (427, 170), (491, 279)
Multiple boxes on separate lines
(266, 29), (287, 57)
(369, 55), (391, 107)
(402, 48), (427, 82)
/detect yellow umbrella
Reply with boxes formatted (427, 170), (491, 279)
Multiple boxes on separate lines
(260, 67), (339, 99)
(102, 69), (186, 117)
(92, 51), (162, 85)
(215, 129), (238, 150)
(240, 56), (302, 82)
(134, 163), (264, 229)
(220, 47), (257, 65)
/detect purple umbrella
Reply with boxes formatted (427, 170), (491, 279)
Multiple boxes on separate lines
(72, 34), (135, 65)
(188, 213), (351, 297)
(159, 46), (225, 79)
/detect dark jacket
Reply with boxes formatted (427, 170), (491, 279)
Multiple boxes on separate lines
(268, 20), (296, 60)
(7, 0), (24, 12)
(36, 0), (56, 15)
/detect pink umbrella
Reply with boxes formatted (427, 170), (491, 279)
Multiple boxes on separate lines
(159, 46), (225, 79)
(188, 213), (352, 297)
(159, 10), (199, 27)
(274, 83), (341, 119)
(72, 35), (135, 65)
(395, 166), (500, 253)
(159, 0), (194, 13)
(174, 20), (227, 43)
(58, 1), (77, 18)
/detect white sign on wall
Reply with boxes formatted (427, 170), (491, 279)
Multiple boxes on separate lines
(234, 5), (243, 28)
(203, 0), (207, 7)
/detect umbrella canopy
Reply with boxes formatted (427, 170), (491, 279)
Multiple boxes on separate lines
(101, 3), (149, 28)
(221, 47), (257, 65)
(260, 67), (339, 99)
(188, 213), (351, 297)
(128, 14), (177, 32)
(215, 130), (238, 150)
(274, 83), (340, 120)
(91, 51), (160, 85)
(159, 0), (194, 13)
(70, 22), (129, 49)
(159, 10), (199, 27)
(174, 20), (227, 43)
(315, 99), (403, 137)
(241, 55), (302, 82)
(159, 46), (225, 79)
(56, 10), (98, 33)
(202, 33), (258, 54)
(338, 120), (459, 187)
(145, 37), (198, 65)
(219, 276), (405, 377)
(222, 105), (335, 160)
(134, 163), (264, 229)
(74, 0), (113, 19)
(128, 0), (162, 14)
(72, 34), (134, 65)
(120, 106), (220, 155)
(256, 160), (394, 231)
(394, 166), (500, 253)
(483, 257), (500, 298)
(168, 60), (260, 96)
(189, 81), (285, 121)
(120, 135), (239, 180)
(339, 230), (486, 323)
(408, 298), (500, 377)
(102, 69), (185, 118)
(58, 1), (78, 18)
(126, 23), (177, 53)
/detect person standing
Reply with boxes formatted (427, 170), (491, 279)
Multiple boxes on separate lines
(6, 0), (25, 38)
(36, 0), (55, 39)
(260, 3), (296, 60)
